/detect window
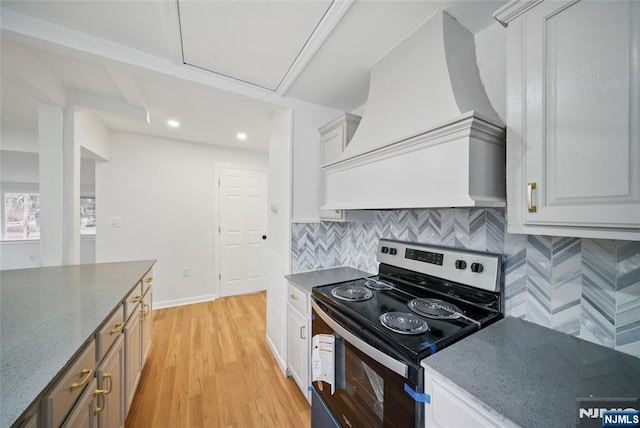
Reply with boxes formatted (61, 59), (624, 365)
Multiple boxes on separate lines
(80, 197), (96, 235)
(4, 193), (40, 240)
(2, 193), (96, 239)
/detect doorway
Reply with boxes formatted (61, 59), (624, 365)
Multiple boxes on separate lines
(217, 166), (268, 297)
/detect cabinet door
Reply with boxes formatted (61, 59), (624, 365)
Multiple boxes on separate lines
(321, 125), (346, 165)
(124, 305), (142, 414)
(98, 335), (124, 428)
(424, 369), (517, 428)
(41, 340), (96, 427)
(287, 303), (310, 401)
(61, 378), (99, 428)
(141, 286), (153, 363)
(320, 125), (347, 221)
(518, 0), (640, 229)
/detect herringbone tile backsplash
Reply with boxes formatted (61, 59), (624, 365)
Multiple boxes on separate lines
(291, 208), (640, 357)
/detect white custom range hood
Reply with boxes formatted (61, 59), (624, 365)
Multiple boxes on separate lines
(322, 10), (506, 210)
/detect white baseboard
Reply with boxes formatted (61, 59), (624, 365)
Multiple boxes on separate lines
(154, 293), (218, 309)
(266, 334), (287, 376)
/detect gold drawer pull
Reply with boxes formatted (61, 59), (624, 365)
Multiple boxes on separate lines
(527, 182), (537, 213)
(110, 322), (123, 335)
(103, 373), (113, 394)
(289, 294), (298, 301)
(144, 278), (153, 283)
(94, 389), (106, 414)
(70, 369), (92, 389)
(131, 295), (142, 303)
(141, 304), (150, 321)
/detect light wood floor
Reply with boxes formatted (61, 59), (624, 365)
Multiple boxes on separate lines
(125, 292), (311, 427)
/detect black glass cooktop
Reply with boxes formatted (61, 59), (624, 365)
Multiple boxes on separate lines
(311, 267), (502, 362)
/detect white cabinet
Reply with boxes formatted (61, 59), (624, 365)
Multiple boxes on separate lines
(286, 283), (311, 402)
(423, 367), (517, 428)
(498, 0), (640, 240)
(319, 114), (374, 222)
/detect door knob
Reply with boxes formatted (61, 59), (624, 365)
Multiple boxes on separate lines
(262, 235), (267, 240)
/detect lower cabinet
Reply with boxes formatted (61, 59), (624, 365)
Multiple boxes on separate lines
(286, 283), (311, 403)
(125, 303), (142, 414)
(97, 335), (124, 428)
(141, 285), (153, 363)
(11, 267), (154, 428)
(41, 340), (96, 427)
(423, 368), (517, 428)
(60, 378), (99, 428)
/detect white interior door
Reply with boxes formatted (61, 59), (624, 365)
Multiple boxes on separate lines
(218, 167), (268, 297)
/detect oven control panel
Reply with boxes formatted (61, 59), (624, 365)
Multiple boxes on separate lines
(377, 239), (502, 292)
(405, 248), (443, 266)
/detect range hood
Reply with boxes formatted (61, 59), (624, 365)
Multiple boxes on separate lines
(321, 10), (506, 210)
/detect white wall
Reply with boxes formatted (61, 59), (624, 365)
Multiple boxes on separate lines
(75, 110), (109, 161)
(265, 108), (292, 373)
(96, 130), (268, 308)
(0, 235), (95, 270)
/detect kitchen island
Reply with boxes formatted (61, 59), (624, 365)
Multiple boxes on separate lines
(422, 316), (640, 427)
(0, 260), (156, 427)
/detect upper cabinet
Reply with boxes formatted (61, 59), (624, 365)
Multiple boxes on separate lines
(497, 0), (640, 240)
(319, 114), (373, 222)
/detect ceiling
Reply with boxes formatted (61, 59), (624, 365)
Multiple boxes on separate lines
(0, 1), (506, 153)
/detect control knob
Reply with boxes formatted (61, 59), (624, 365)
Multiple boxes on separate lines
(381, 246), (389, 254)
(470, 263), (484, 273)
(389, 248), (398, 255)
(455, 260), (467, 270)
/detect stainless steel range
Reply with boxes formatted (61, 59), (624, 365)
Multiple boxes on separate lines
(310, 239), (503, 428)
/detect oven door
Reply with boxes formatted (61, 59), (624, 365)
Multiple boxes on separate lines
(311, 298), (424, 428)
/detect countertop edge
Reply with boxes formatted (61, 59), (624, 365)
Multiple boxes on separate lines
(285, 266), (374, 293)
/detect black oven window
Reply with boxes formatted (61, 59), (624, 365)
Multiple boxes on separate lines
(344, 348), (384, 426)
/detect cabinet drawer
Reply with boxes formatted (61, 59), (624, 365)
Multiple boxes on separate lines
(287, 283), (308, 313)
(141, 270), (153, 294)
(123, 282), (143, 321)
(41, 340), (96, 428)
(96, 305), (124, 361)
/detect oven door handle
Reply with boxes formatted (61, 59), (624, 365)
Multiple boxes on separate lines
(312, 300), (409, 379)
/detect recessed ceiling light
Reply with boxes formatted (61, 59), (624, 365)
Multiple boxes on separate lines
(237, 133), (247, 140)
(167, 119), (180, 128)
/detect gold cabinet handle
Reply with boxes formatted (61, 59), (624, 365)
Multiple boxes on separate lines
(143, 304), (150, 317)
(144, 277), (153, 283)
(131, 295), (142, 303)
(289, 294), (298, 301)
(110, 322), (123, 335)
(103, 373), (112, 394)
(94, 389), (106, 414)
(300, 326), (306, 340)
(70, 369), (92, 390)
(527, 182), (537, 213)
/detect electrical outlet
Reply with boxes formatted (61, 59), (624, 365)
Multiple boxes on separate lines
(110, 216), (123, 227)
(182, 267), (191, 277)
